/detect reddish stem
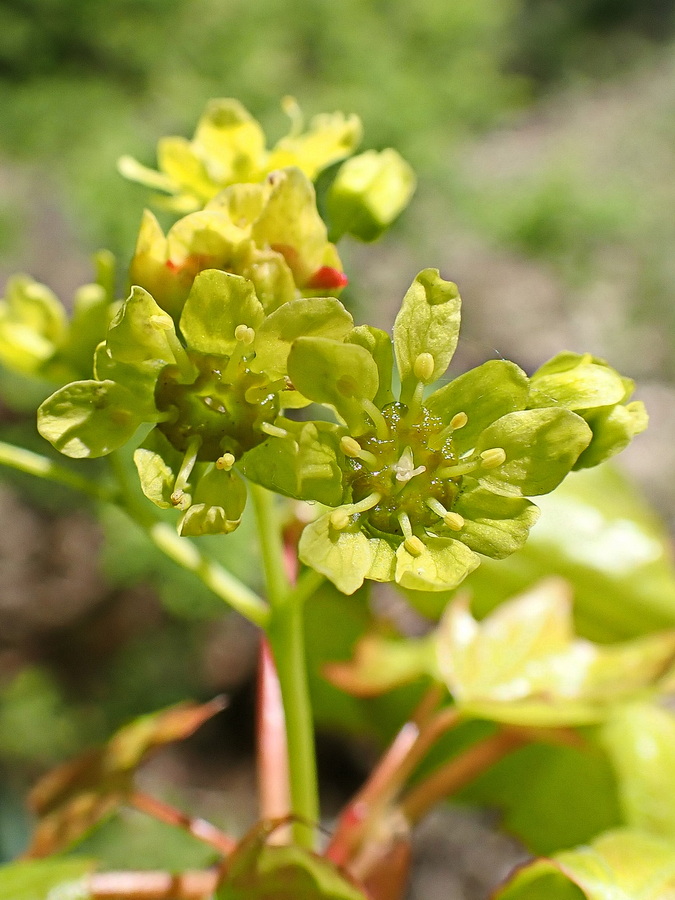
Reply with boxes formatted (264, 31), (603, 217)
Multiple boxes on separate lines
(399, 729), (527, 824)
(129, 792), (235, 856)
(326, 690), (458, 868)
(256, 637), (291, 838)
(89, 869), (216, 899)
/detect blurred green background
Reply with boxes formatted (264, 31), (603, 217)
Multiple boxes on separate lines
(1, 0), (675, 880)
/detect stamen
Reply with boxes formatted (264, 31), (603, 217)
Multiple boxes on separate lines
(361, 399), (389, 441)
(260, 422), (290, 439)
(155, 322), (197, 383)
(480, 447), (507, 469)
(234, 324), (256, 345)
(413, 352), (435, 383)
(352, 492), (382, 514)
(398, 511), (413, 538)
(398, 511), (425, 555)
(428, 411), (468, 450)
(444, 511), (465, 531)
(404, 535), (425, 557)
(216, 452), (236, 470)
(173, 435), (202, 497)
(340, 435), (378, 467)
(438, 459), (479, 479)
(393, 446), (426, 483)
(170, 489), (191, 510)
(425, 498), (464, 531)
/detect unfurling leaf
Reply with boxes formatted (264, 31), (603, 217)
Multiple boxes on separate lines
(26, 698), (225, 857)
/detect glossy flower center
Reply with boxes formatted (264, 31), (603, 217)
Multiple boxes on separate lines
(155, 351), (279, 460)
(342, 403), (463, 537)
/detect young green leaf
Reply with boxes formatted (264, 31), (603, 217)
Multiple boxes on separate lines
(496, 829), (675, 900)
(217, 820), (366, 900)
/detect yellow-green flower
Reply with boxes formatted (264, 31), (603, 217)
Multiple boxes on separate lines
(118, 97), (362, 213)
(129, 167), (347, 320)
(244, 270), (644, 594)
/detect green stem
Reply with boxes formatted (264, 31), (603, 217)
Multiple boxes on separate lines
(144, 519), (270, 629)
(0, 440), (117, 502)
(249, 482), (290, 606)
(108, 452), (271, 630)
(249, 483), (319, 849)
(0, 440), (270, 629)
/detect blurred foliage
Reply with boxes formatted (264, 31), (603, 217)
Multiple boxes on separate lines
(0, 0), (525, 260)
(511, 0), (675, 84)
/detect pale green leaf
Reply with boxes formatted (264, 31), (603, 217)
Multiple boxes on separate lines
(394, 535), (479, 592)
(37, 380), (145, 459)
(251, 297), (353, 379)
(287, 337), (379, 433)
(424, 359), (529, 454)
(179, 270), (264, 356)
(393, 269), (461, 403)
(475, 408), (592, 497)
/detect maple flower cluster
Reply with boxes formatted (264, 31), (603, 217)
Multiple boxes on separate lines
(4, 97), (643, 594)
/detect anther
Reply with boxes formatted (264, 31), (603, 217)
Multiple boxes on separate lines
(260, 422), (290, 439)
(234, 324), (256, 345)
(398, 511), (424, 555)
(330, 508), (352, 531)
(216, 452), (236, 470)
(404, 535), (426, 557)
(340, 435), (378, 467)
(393, 446), (426, 483)
(413, 352), (435, 383)
(425, 498), (464, 530)
(480, 447), (507, 469)
(444, 511), (464, 531)
(429, 411), (469, 450)
(170, 489), (191, 510)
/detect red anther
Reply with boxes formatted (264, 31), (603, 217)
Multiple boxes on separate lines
(165, 259), (181, 272)
(306, 265), (349, 290)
